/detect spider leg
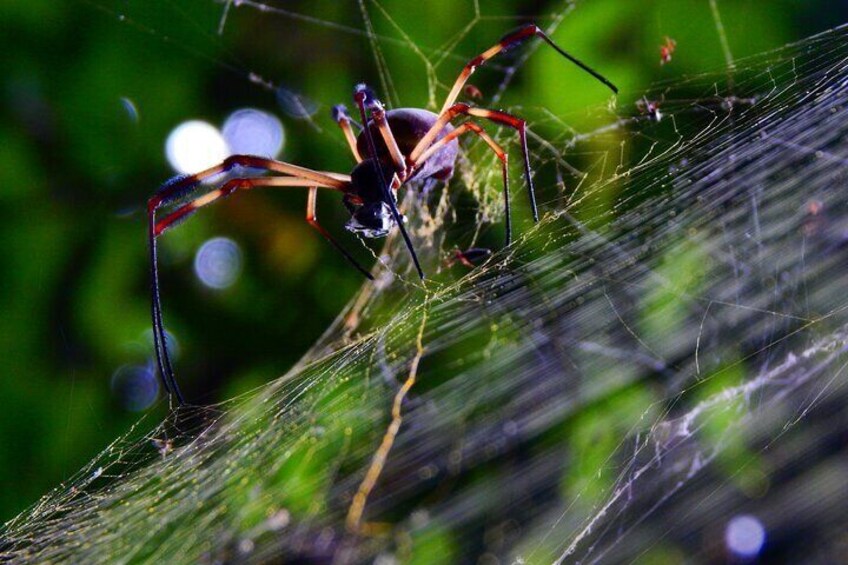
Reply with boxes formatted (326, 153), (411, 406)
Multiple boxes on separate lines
(349, 87), (407, 177)
(353, 85), (424, 279)
(410, 104), (538, 222)
(153, 176), (343, 236)
(439, 23), (618, 114)
(150, 156), (348, 214)
(148, 158), (354, 404)
(306, 186), (374, 279)
(381, 171), (424, 279)
(362, 97), (406, 176)
(411, 121), (513, 245)
(148, 219), (181, 404)
(332, 105), (363, 162)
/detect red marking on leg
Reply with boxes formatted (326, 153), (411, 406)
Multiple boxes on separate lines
(222, 178), (250, 197)
(148, 196), (162, 214)
(500, 24), (538, 47)
(153, 179), (250, 236)
(154, 203), (194, 236)
(442, 103), (471, 121)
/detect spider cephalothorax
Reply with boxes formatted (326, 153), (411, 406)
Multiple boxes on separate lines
(148, 24), (617, 403)
(342, 105), (460, 238)
(342, 160), (398, 238)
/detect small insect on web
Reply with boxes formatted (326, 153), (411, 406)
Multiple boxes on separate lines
(660, 36), (677, 65)
(146, 23), (618, 404)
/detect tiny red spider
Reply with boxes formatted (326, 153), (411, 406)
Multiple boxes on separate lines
(148, 24), (617, 403)
(446, 247), (493, 268)
(660, 36), (677, 65)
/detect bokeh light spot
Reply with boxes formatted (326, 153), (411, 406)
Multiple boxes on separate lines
(222, 108), (285, 158)
(725, 514), (766, 559)
(194, 237), (243, 289)
(120, 97), (139, 123)
(143, 329), (181, 362)
(165, 120), (229, 175)
(111, 365), (159, 411)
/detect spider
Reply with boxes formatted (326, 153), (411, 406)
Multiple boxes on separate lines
(636, 97), (662, 122)
(660, 36), (677, 65)
(148, 24), (618, 404)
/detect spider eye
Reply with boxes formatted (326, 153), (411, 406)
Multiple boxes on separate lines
(345, 202), (396, 238)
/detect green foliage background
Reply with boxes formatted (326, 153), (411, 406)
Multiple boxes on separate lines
(0, 0), (844, 523)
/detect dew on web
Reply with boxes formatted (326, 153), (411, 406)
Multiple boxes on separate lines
(4, 2), (848, 563)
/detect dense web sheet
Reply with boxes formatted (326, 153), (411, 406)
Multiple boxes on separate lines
(4, 5), (848, 563)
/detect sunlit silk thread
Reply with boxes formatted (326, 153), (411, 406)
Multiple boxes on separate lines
(275, 86), (319, 119)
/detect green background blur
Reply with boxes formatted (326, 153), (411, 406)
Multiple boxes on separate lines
(1, 0), (844, 523)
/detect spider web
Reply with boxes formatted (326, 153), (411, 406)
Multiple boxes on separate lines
(4, 3), (848, 563)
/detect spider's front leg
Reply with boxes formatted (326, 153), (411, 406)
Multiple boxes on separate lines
(332, 105), (363, 163)
(439, 23), (617, 114)
(351, 85), (425, 279)
(352, 87), (407, 178)
(147, 157), (360, 404)
(306, 186), (374, 279)
(414, 23), (617, 229)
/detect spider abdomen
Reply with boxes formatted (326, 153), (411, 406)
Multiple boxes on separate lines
(357, 108), (459, 182)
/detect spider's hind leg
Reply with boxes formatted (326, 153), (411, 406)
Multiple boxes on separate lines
(147, 158), (352, 404)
